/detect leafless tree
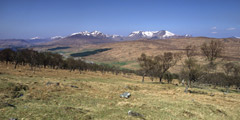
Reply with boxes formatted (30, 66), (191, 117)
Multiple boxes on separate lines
(153, 52), (181, 83)
(138, 53), (155, 83)
(201, 40), (224, 66)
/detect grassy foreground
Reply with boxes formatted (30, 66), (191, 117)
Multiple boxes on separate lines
(0, 63), (240, 120)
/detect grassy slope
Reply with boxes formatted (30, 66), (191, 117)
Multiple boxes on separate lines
(0, 63), (240, 120)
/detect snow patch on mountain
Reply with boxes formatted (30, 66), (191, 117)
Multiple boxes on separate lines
(30, 37), (40, 40)
(71, 31), (91, 36)
(163, 31), (175, 37)
(110, 34), (121, 38)
(90, 31), (101, 36)
(128, 30), (176, 39)
(69, 31), (106, 37)
(51, 36), (63, 39)
(234, 36), (240, 39)
(184, 34), (192, 37)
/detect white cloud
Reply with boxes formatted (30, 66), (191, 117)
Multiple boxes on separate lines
(211, 26), (217, 30)
(226, 27), (236, 30)
(211, 32), (217, 34)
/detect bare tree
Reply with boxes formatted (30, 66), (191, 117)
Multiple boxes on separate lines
(201, 40), (224, 66)
(137, 53), (154, 83)
(153, 52), (181, 83)
(183, 45), (203, 87)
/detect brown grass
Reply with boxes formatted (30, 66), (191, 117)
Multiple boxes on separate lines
(0, 63), (240, 119)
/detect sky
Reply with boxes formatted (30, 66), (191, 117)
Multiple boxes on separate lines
(0, 0), (240, 39)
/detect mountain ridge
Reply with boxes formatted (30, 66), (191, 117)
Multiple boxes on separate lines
(60, 30), (191, 41)
(0, 30), (192, 48)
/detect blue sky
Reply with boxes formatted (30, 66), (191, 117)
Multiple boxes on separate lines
(0, 0), (239, 39)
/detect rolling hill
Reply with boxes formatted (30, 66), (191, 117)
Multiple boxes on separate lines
(32, 37), (240, 70)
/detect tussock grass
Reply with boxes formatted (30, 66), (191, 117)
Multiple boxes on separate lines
(0, 63), (240, 120)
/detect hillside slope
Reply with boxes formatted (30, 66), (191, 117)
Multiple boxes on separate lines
(84, 37), (240, 61)
(0, 63), (240, 119)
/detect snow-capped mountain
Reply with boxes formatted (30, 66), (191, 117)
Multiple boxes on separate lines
(68, 31), (107, 38)
(184, 34), (192, 37)
(60, 30), (191, 41)
(233, 36), (240, 39)
(106, 34), (124, 41)
(43, 30), (192, 46)
(129, 31), (175, 38)
(47, 31), (114, 46)
(128, 30), (176, 40)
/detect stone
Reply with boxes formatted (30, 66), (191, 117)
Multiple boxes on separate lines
(5, 103), (16, 108)
(71, 85), (78, 88)
(9, 118), (18, 120)
(181, 79), (185, 86)
(12, 92), (23, 98)
(120, 92), (131, 99)
(128, 110), (145, 120)
(46, 82), (54, 86)
(210, 93), (215, 97)
(184, 86), (188, 93)
(56, 82), (60, 86)
(124, 85), (130, 89)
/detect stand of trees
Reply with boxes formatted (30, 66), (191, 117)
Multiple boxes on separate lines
(137, 52), (181, 83)
(138, 40), (240, 90)
(0, 48), (135, 75)
(180, 40), (240, 90)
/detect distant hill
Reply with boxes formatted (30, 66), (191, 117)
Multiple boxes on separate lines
(0, 38), (52, 49)
(0, 39), (31, 48)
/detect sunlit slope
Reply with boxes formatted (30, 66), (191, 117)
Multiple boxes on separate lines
(1, 63), (240, 120)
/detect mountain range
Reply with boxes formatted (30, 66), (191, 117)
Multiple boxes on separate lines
(0, 30), (193, 48)
(3, 30), (240, 49)
(51, 30), (191, 41)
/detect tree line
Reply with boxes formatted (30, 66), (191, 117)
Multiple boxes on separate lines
(138, 40), (240, 90)
(0, 48), (135, 75)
